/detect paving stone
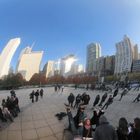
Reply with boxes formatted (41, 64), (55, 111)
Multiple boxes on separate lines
(7, 130), (22, 140)
(36, 126), (53, 138)
(22, 129), (38, 140)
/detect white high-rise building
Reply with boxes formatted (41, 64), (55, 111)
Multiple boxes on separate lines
(115, 35), (134, 74)
(0, 38), (20, 78)
(86, 43), (101, 73)
(60, 54), (77, 77)
(43, 61), (54, 78)
(133, 44), (139, 60)
(16, 47), (43, 81)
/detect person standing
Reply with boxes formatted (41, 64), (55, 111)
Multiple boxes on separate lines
(40, 89), (44, 98)
(116, 117), (129, 140)
(94, 115), (118, 140)
(35, 90), (39, 102)
(74, 94), (81, 108)
(68, 93), (75, 107)
(93, 95), (100, 107)
(61, 85), (64, 93)
(30, 90), (35, 103)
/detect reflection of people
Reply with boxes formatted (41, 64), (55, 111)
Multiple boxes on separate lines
(65, 105), (87, 137)
(117, 117), (129, 140)
(119, 88), (128, 101)
(93, 95), (100, 107)
(40, 89), (44, 98)
(99, 93), (108, 106)
(30, 90), (35, 103)
(102, 95), (113, 110)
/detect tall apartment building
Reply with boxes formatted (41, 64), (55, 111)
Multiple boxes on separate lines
(16, 47), (43, 81)
(43, 61), (54, 78)
(86, 43), (101, 73)
(0, 38), (20, 78)
(114, 35), (134, 74)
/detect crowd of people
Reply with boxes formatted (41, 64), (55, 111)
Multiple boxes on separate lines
(64, 104), (140, 140)
(29, 89), (44, 103)
(0, 90), (20, 128)
(64, 83), (140, 140)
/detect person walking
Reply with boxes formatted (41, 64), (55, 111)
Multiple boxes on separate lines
(113, 88), (119, 98)
(119, 88), (128, 101)
(94, 115), (118, 140)
(133, 93), (140, 102)
(102, 95), (113, 110)
(99, 93), (108, 106)
(93, 95), (100, 107)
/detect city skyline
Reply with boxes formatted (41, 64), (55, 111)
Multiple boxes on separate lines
(0, 0), (140, 70)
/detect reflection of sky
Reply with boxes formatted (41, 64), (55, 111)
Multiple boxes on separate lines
(0, 0), (140, 71)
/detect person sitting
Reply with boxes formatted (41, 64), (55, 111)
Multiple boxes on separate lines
(83, 119), (93, 139)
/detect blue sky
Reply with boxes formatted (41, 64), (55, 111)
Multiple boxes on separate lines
(0, 0), (140, 70)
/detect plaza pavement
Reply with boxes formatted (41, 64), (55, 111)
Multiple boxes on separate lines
(0, 87), (140, 140)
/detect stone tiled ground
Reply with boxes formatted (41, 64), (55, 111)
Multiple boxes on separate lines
(0, 87), (140, 140)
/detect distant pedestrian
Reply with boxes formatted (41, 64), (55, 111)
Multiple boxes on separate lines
(61, 85), (64, 92)
(35, 90), (39, 102)
(54, 85), (57, 92)
(102, 95), (113, 110)
(74, 94), (81, 108)
(68, 93), (75, 107)
(113, 88), (119, 98)
(30, 90), (35, 103)
(119, 88), (128, 101)
(40, 89), (44, 98)
(93, 95), (100, 107)
(133, 93), (140, 102)
(99, 92), (108, 106)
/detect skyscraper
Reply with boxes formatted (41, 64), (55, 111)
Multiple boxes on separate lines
(60, 54), (77, 77)
(43, 61), (54, 78)
(86, 43), (101, 73)
(133, 44), (139, 60)
(0, 38), (20, 78)
(115, 35), (133, 74)
(16, 47), (43, 81)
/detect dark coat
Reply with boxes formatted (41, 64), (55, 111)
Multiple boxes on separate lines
(94, 116), (118, 140)
(68, 94), (75, 103)
(83, 126), (93, 138)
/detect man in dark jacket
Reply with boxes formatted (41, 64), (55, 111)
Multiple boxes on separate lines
(74, 94), (81, 108)
(99, 92), (108, 106)
(113, 88), (119, 98)
(68, 93), (75, 107)
(93, 95), (100, 107)
(35, 90), (39, 102)
(102, 95), (113, 110)
(133, 93), (140, 102)
(94, 115), (118, 140)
